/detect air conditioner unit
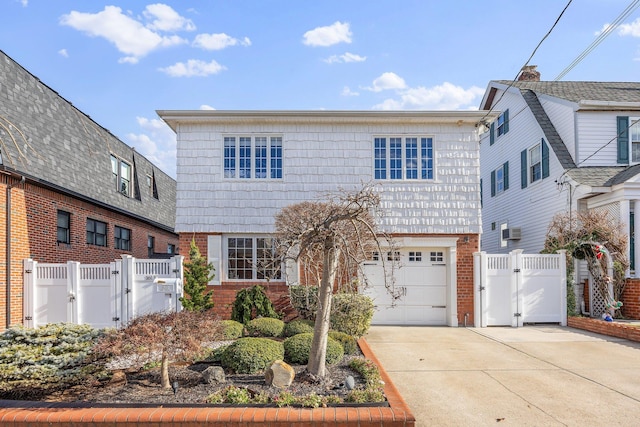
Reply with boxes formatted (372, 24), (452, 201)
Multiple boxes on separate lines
(502, 227), (522, 240)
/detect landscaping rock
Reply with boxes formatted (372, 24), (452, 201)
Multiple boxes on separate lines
(202, 366), (226, 384)
(265, 360), (295, 388)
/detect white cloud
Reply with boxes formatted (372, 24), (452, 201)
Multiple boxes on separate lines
(19, 0), (28, 6)
(127, 117), (177, 178)
(303, 21), (352, 47)
(58, 49), (68, 58)
(60, 6), (188, 63)
(158, 59), (226, 77)
(200, 104), (216, 110)
(618, 17), (640, 37)
(364, 72), (407, 92)
(373, 82), (484, 110)
(341, 86), (359, 97)
(324, 52), (366, 64)
(595, 23), (613, 37)
(143, 3), (195, 32)
(193, 33), (251, 50)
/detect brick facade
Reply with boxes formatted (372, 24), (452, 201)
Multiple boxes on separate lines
(0, 177), (179, 329)
(622, 278), (640, 319)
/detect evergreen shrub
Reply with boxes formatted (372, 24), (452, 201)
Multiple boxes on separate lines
(220, 337), (284, 374)
(283, 333), (344, 365)
(245, 317), (285, 337)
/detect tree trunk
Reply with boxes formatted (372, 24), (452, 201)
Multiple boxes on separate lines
(160, 350), (171, 389)
(307, 239), (340, 378)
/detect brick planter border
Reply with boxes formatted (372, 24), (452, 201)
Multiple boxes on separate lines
(0, 338), (415, 426)
(568, 316), (640, 342)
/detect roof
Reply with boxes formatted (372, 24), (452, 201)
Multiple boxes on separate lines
(0, 50), (176, 232)
(492, 81), (640, 104)
(565, 165), (640, 187)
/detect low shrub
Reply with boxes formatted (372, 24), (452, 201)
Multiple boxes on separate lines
(245, 317), (285, 337)
(221, 320), (244, 339)
(220, 337), (284, 374)
(288, 285), (319, 320)
(330, 293), (375, 337)
(0, 323), (105, 398)
(282, 319), (314, 337)
(231, 285), (279, 324)
(207, 385), (252, 404)
(283, 333), (344, 365)
(328, 330), (358, 355)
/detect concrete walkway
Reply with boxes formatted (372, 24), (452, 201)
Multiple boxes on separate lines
(365, 325), (640, 427)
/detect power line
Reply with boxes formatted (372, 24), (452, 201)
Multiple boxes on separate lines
(554, 0), (640, 80)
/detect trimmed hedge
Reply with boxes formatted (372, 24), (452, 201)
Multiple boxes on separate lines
(328, 330), (358, 355)
(283, 333), (344, 365)
(221, 320), (244, 339)
(221, 337), (284, 374)
(330, 293), (375, 337)
(282, 319), (314, 337)
(245, 317), (285, 337)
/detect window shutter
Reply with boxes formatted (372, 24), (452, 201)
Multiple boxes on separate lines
(480, 178), (483, 208)
(503, 162), (509, 190)
(617, 116), (629, 164)
(491, 170), (496, 197)
(490, 123), (495, 145)
(504, 109), (509, 134)
(521, 149), (528, 189)
(542, 138), (550, 179)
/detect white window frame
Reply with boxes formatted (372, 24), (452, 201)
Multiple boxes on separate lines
(497, 112), (506, 136)
(110, 155), (132, 197)
(224, 236), (283, 281)
(223, 135), (283, 180)
(374, 136), (435, 181)
(630, 117), (640, 163)
(529, 143), (542, 184)
(494, 165), (505, 195)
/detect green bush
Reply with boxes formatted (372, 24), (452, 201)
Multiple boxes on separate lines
(220, 337), (284, 374)
(282, 319), (314, 337)
(283, 333), (344, 365)
(289, 285), (319, 320)
(330, 293), (375, 337)
(231, 285), (279, 324)
(221, 320), (244, 339)
(245, 317), (285, 337)
(348, 357), (382, 388)
(0, 323), (105, 398)
(328, 330), (358, 355)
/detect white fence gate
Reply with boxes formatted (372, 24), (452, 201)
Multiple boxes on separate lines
(474, 250), (567, 327)
(23, 255), (184, 329)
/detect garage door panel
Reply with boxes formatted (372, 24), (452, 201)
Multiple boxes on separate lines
(404, 266), (446, 286)
(372, 305), (404, 324)
(406, 286), (446, 307)
(405, 306), (446, 324)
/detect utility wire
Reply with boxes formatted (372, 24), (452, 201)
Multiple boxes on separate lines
(555, 0), (640, 81)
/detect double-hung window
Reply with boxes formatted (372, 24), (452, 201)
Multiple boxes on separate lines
(490, 109), (509, 145)
(374, 136), (434, 180)
(520, 139), (549, 188)
(111, 155), (132, 197)
(224, 136), (283, 179)
(491, 162), (509, 196)
(57, 210), (70, 244)
(227, 237), (281, 281)
(114, 226), (131, 251)
(86, 219), (107, 247)
(529, 143), (542, 183)
(631, 118), (640, 163)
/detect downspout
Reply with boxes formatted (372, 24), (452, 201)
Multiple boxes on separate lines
(6, 175), (25, 329)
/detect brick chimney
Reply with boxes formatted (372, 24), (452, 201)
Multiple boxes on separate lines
(518, 65), (540, 81)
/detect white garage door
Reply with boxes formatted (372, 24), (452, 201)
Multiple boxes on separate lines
(362, 248), (447, 325)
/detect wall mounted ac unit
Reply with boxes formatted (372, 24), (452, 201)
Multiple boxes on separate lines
(502, 227), (521, 240)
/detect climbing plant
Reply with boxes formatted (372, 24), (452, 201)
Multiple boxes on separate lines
(231, 285), (279, 324)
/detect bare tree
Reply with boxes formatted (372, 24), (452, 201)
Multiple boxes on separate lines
(274, 184), (399, 379)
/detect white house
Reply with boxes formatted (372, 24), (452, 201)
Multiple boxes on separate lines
(158, 110), (497, 326)
(479, 68), (640, 315)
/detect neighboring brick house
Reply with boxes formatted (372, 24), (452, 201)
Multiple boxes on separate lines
(158, 110), (497, 326)
(0, 50), (179, 330)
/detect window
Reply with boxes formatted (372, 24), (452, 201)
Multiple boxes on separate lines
(114, 226), (131, 251)
(631, 118), (640, 163)
(148, 235), (155, 257)
(57, 210), (70, 244)
(224, 136), (283, 179)
(168, 244), (176, 254)
(529, 144), (542, 183)
(227, 237), (282, 280)
(386, 251), (401, 262)
(374, 137), (433, 180)
(490, 109), (509, 145)
(146, 174), (159, 199)
(491, 162), (509, 197)
(520, 139), (549, 188)
(86, 219), (107, 247)
(111, 155), (132, 197)
(408, 251), (422, 262)
(430, 252), (444, 262)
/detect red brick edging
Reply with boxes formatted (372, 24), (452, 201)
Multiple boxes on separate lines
(568, 316), (640, 342)
(0, 338), (415, 426)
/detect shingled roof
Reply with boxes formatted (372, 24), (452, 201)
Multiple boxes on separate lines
(493, 81), (640, 104)
(0, 50), (176, 232)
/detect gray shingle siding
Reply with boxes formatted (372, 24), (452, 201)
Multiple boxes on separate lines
(0, 50), (175, 231)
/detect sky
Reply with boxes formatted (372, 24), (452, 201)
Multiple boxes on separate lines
(3, 1), (640, 179)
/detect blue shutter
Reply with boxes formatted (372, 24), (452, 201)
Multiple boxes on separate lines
(503, 162), (509, 190)
(504, 109), (509, 135)
(491, 170), (496, 197)
(480, 178), (483, 208)
(542, 138), (549, 179)
(521, 149), (528, 189)
(617, 116), (629, 164)
(490, 123), (495, 145)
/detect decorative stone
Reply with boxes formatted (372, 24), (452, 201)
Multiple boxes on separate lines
(345, 375), (355, 390)
(108, 370), (127, 386)
(202, 366), (226, 384)
(265, 360), (295, 388)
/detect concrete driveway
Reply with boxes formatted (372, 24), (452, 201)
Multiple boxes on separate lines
(365, 325), (640, 427)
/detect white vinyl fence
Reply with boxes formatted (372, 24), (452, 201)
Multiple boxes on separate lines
(474, 250), (567, 327)
(23, 255), (184, 329)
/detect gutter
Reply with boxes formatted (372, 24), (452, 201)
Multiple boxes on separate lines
(5, 173), (24, 329)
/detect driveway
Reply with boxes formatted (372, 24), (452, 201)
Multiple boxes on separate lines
(365, 325), (640, 426)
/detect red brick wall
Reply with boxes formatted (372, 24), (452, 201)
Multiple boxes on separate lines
(0, 177), (179, 330)
(622, 279), (640, 319)
(568, 316), (640, 342)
